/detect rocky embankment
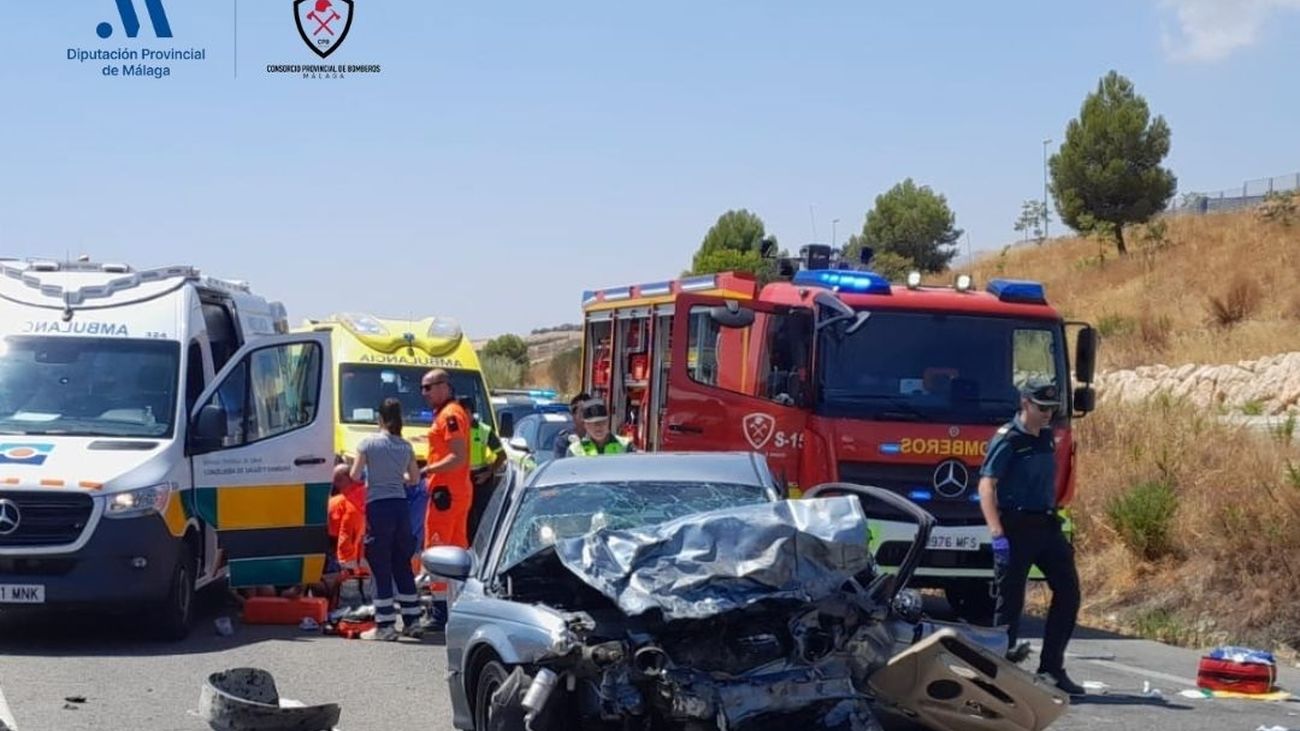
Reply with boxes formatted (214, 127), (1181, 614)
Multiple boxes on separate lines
(1095, 352), (1300, 415)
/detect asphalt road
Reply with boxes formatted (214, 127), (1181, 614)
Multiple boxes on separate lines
(2, 590), (1299, 731)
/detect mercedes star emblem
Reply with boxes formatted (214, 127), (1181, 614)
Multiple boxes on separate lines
(0, 499), (21, 536)
(932, 460), (970, 499)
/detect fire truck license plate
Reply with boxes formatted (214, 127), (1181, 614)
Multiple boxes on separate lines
(0, 584), (45, 603)
(927, 535), (980, 551)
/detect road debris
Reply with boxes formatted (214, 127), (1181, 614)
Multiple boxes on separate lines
(196, 668), (340, 731)
(298, 617), (320, 632)
(214, 617), (234, 637)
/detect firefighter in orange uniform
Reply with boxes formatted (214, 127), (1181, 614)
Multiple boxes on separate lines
(420, 368), (473, 552)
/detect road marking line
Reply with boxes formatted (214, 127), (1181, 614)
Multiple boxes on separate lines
(1023, 643), (1201, 688)
(1082, 658), (1198, 688)
(0, 682), (18, 730)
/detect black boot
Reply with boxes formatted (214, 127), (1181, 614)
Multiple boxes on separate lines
(1040, 667), (1085, 696)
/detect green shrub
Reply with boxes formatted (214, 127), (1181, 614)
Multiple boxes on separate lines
(1241, 400), (1265, 416)
(481, 355), (525, 390)
(1133, 608), (1199, 645)
(1106, 479), (1178, 559)
(1096, 313), (1134, 338)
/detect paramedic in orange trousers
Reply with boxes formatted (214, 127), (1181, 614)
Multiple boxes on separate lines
(419, 368), (472, 629)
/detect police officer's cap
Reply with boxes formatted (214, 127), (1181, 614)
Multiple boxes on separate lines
(579, 400), (611, 421)
(1019, 376), (1061, 406)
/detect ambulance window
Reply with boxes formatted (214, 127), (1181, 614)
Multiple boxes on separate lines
(208, 360), (248, 448)
(203, 303), (239, 374)
(245, 342), (322, 443)
(184, 342), (206, 418)
(199, 342), (322, 448)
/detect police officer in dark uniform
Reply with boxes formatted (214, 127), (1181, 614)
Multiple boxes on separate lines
(978, 376), (1084, 697)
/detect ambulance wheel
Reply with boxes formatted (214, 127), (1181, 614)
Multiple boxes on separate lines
(153, 543), (196, 641)
(945, 580), (996, 626)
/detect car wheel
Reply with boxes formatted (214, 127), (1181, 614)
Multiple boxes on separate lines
(474, 660), (512, 730)
(152, 542), (196, 641)
(944, 580), (996, 626)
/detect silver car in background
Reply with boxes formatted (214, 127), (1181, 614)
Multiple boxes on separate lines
(424, 452), (1068, 731)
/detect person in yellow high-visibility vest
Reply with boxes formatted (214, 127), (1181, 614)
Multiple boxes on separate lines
(460, 397), (506, 542)
(569, 399), (635, 456)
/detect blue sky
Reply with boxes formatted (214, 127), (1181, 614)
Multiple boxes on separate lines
(1, 1), (1298, 338)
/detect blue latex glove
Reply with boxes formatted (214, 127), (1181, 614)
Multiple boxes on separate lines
(992, 535), (1011, 566)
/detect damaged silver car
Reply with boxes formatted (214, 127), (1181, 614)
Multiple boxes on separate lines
(423, 452), (1068, 731)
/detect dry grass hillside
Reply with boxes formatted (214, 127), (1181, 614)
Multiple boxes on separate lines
(964, 203), (1300, 653)
(960, 205), (1300, 371)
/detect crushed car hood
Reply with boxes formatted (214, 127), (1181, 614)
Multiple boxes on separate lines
(550, 495), (873, 621)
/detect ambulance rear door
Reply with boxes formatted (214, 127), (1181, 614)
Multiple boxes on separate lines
(662, 294), (813, 492)
(188, 333), (335, 588)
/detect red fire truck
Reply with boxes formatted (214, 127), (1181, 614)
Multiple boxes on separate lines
(578, 246), (1097, 621)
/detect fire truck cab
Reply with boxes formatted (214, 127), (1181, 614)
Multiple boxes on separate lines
(579, 247), (1097, 622)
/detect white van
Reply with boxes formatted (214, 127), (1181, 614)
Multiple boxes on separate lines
(0, 259), (334, 639)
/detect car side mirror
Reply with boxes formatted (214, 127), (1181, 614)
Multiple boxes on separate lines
(508, 436), (530, 453)
(499, 412), (515, 439)
(1073, 385), (1096, 415)
(421, 546), (472, 581)
(1075, 326), (1098, 384)
(191, 404), (227, 452)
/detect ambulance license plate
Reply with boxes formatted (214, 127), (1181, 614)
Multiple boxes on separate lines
(0, 584), (45, 603)
(927, 534), (980, 551)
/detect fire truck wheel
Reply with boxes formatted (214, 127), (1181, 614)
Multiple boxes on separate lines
(944, 580), (996, 626)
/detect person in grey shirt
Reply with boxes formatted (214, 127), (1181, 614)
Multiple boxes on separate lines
(348, 398), (422, 641)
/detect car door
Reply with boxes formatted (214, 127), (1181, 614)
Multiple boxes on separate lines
(662, 294), (813, 492)
(189, 333), (334, 588)
(868, 628), (1068, 731)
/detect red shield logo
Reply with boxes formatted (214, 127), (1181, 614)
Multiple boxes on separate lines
(742, 413), (776, 450)
(295, 0), (354, 58)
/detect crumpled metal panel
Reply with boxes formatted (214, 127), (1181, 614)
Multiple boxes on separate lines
(552, 496), (873, 620)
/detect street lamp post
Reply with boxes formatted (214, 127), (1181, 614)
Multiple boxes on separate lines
(1042, 138), (1052, 240)
(832, 218), (839, 248)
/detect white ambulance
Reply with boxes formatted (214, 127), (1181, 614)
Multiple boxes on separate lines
(0, 258), (335, 639)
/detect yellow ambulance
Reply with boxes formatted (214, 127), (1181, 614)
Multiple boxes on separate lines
(303, 313), (496, 461)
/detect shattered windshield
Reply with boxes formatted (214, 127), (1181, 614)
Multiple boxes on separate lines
(499, 481), (771, 571)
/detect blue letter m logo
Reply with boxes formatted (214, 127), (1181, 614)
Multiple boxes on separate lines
(98, 0), (172, 39)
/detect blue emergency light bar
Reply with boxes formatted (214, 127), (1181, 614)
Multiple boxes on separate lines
(529, 389), (558, 399)
(907, 489), (933, 502)
(986, 278), (1047, 304)
(792, 269), (892, 295)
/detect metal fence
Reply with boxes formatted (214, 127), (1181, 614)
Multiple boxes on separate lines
(1169, 172), (1300, 215)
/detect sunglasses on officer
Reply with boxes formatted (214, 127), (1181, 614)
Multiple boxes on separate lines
(421, 379), (448, 392)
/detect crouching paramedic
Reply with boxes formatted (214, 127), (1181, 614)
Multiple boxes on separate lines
(419, 369), (473, 628)
(329, 464), (366, 576)
(977, 377), (1083, 696)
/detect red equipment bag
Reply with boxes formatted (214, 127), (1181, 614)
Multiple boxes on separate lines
(1197, 653), (1277, 695)
(241, 596), (328, 625)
